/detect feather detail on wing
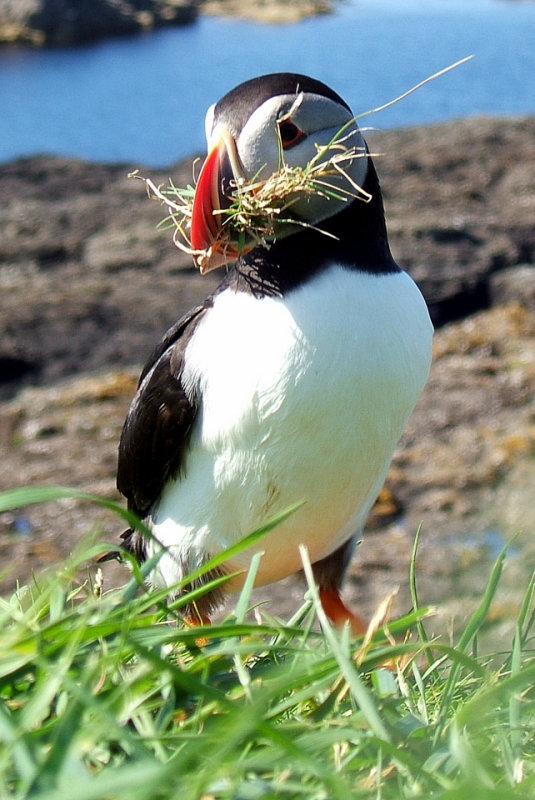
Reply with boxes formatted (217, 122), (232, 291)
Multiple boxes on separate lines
(117, 301), (212, 520)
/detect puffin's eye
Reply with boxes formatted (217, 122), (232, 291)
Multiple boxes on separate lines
(277, 119), (306, 150)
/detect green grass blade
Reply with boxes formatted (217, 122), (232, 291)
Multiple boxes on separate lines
(0, 485), (152, 538)
(515, 568), (535, 645)
(409, 523), (431, 648)
(299, 544), (392, 744)
(457, 543), (508, 654)
(434, 542), (510, 744)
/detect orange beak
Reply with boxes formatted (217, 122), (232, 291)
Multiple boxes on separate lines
(190, 128), (248, 275)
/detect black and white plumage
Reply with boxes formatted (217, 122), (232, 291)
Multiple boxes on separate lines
(117, 73), (433, 630)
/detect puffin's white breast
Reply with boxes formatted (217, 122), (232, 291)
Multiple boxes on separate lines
(149, 265), (433, 590)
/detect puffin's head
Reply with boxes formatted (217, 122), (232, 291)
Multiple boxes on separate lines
(190, 73), (369, 273)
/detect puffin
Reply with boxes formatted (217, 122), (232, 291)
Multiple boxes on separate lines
(116, 73), (433, 633)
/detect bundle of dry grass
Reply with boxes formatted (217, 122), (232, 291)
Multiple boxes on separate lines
(130, 58), (471, 270)
(130, 120), (372, 268)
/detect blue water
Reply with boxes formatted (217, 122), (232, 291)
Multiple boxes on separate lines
(1, 0), (534, 166)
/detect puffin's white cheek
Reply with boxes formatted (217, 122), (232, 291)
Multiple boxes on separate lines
(238, 135), (281, 178)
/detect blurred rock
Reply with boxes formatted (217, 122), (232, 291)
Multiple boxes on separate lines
(0, 0), (197, 46)
(490, 264), (535, 308)
(201, 0), (333, 23)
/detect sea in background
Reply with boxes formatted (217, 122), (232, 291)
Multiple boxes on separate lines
(1, 0), (534, 166)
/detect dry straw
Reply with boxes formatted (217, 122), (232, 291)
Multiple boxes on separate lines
(130, 122), (371, 257)
(130, 57), (472, 264)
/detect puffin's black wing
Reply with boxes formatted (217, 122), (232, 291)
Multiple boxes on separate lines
(117, 300), (212, 520)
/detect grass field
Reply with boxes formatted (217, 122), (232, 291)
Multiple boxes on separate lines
(1, 487), (534, 799)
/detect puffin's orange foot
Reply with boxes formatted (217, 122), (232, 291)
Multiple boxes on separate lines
(183, 611), (211, 646)
(319, 588), (410, 672)
(319, 588), (367, 637)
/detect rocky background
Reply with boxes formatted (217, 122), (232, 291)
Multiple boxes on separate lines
(1, 116), (534, 646)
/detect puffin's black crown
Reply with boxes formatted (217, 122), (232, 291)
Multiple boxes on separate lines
(213, 72), (352, 134)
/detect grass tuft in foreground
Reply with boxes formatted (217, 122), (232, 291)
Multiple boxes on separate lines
(0, 486), (534, 799)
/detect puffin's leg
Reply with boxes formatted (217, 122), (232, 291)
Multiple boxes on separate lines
(310, 537), (368, 636)
(313, 540), (411, 672)
(318, 587), (367, 636)
(183, 611), (211, 647)
(183, 609), (211, 627)
(182, 601), (213, 647)
(179, 565), (227, 632)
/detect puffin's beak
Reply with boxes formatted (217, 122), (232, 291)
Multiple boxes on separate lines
(190, 128), (247, 274)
